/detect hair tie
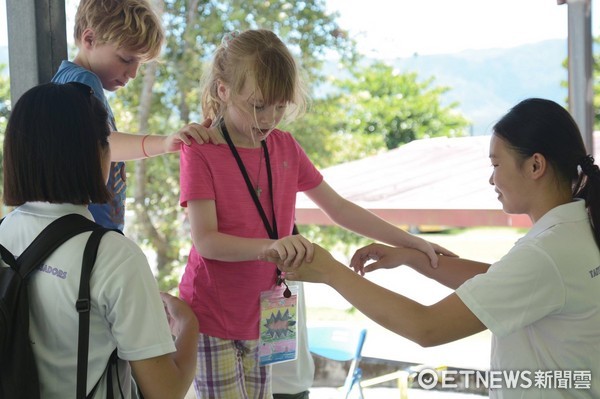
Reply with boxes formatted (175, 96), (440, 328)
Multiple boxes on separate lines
(579, 154), (600, 178)
(221, 31), (240, 48)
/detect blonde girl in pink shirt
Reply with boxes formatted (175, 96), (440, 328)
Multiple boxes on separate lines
(179, 29), (452, 399)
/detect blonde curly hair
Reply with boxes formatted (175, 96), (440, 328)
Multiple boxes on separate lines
(74, 0), (164, 62)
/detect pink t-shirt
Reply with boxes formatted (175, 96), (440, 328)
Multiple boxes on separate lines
(179, 129), (323, 340)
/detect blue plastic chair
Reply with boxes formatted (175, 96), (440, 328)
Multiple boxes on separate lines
(308, 324), (367, 399)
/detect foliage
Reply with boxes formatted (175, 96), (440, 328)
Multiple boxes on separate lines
(161, 0), (357, 123)
(594, 37), (600, 129)
(280, 94), (385, 169)
(333, 61), (470, 149)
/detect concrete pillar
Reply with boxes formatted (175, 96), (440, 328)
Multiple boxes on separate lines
(6, 0), (67, 106)
(559, 0), (594, 153)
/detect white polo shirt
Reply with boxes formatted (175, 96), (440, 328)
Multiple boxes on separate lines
(457, 200), (600, 398)
(0, 202), (176, 399)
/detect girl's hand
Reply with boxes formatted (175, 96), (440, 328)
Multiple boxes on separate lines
(263, 244), (339, 285)
(165, 118), (224, 152)
(267, 235), (314, 269)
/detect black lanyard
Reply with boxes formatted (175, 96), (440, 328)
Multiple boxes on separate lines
(219, 118), (277, 239)
(219, 119), (291, 297)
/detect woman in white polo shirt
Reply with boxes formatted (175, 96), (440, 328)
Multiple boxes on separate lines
(266, 98), (600, 398)
(0, 82), (199, 398)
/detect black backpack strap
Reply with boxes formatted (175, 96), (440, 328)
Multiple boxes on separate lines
(0, 213), (103, 399)
(7, 214), (100, 278)
(77, 227), (123, 399)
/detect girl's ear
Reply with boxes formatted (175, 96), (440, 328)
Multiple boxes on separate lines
(217, 80), (229, 102)
(529, 152), (547, 180)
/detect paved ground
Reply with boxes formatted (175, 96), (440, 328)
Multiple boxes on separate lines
(310, 386), (487, 398)
(186, 387), (487, 398)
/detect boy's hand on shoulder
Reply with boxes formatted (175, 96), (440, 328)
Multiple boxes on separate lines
(165, 118), (224, 152)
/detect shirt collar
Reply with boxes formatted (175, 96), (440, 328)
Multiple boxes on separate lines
(519, 199), (587, 242)
(15, 202), (94, 221)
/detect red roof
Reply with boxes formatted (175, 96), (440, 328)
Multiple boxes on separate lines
(296, 133), (599, 228)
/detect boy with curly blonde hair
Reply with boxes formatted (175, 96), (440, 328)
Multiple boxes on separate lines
(53, 0), (217, 231)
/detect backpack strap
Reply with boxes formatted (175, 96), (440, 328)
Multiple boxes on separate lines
(76, 227), (123, 399)
(0, 214), (101, 279)
(0, 214), (127, 398)
(0, 213), (121, 399)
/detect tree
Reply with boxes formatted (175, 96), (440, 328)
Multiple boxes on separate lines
(283, 60), (471, 170)
(333, 61), (470, 149)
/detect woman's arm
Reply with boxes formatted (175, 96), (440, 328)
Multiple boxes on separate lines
(350, 243), (490, 289)
(272, 245), (486, 346)
(130, 293), (199, 399)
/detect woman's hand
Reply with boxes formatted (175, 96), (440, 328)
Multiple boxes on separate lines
(350, 243), (420, 275)
(263, 244), (340, 285)
(160, 292), (198, 336)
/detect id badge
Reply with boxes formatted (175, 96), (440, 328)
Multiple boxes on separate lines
(258, 284), (298, 366)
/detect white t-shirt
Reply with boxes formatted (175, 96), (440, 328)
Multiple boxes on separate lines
(271, 281), (315, 394)
(457, 201), (600, 398)
(0, 202), (176, 398)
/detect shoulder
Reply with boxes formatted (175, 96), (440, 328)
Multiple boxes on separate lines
(52, 61), (105, 99)
(96, 230), (148, 265)
(181, 141), (227, 158)
(266, 129), (302, 149)
(268, 128), (295, 141)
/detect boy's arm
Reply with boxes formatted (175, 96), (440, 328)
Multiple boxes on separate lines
(108, 119), (223, 161)
(304, 181), (457, 266)
(350, 243), (490, 289)
(130, 293), (199, 399)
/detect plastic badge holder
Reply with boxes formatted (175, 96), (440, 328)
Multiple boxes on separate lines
(258, 284), (299, 366)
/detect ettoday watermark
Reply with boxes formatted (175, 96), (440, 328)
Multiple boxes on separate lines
(415, 368), (592, 391)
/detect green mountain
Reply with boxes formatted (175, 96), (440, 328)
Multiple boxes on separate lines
(389, 39), (568, 135)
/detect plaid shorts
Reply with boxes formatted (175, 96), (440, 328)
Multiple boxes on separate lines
(192, 333), (272, 399)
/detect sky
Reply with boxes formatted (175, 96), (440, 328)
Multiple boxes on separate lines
(0, 0), (598, 56)
(324, 0), (597, 58)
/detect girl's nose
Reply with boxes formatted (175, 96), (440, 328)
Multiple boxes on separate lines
(259, 112), (275, 126)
